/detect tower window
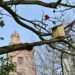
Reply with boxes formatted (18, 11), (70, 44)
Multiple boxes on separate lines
(10, 56), (13, 58)
(17, 72), (23, 75)
(17, 57), (23, 64)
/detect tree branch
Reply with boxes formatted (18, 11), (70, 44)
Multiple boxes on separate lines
(3, 1), (75, 8)
(0, 4), (45, 40)
(62, 39), (75, 50)
(3, 1), (57, 8)
(0, 38), (62, 55)
(49, 44), (75, 56)
(65, 20), (75, 29)
(54, 0), (62, 8)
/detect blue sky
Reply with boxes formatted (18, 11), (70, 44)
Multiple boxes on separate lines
(0, 0), (75, 47)
(0, 0), (55, 46)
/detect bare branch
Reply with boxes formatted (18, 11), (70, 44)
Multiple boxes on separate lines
(49, 44), (75, 56)
(0, 4), (45, 40)
(3, 1), (75, 8)
(62, 39), (75, 50)
(54, 0), (62, 8)
(0, 38), (62, 55)
(65, 20), (75, 29)
(3, 1), (57, 8)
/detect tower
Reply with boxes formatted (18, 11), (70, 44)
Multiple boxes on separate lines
(9, 31), (20, 45)
(8, 31), (35, 75)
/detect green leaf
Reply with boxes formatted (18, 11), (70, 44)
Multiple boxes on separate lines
(0, 20), (5, 27)
(0, 57), (16, 75)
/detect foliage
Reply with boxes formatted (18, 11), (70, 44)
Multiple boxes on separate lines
(0, 57), (16, 75)
(0, 10), (4, 28)
(0, 20), (5, 28)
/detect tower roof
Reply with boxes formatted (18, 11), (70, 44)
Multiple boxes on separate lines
(9, 31), (20, 45)
(11, 31), (20, 38)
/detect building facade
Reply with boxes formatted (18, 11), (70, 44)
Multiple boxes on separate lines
(63, 53), (75, 75)
(8, 31), (35, 75)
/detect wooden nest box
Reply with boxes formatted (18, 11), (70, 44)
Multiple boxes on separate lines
(52, 25), (65, 39)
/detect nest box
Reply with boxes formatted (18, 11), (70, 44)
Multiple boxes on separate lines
(52, 25), (65, 39)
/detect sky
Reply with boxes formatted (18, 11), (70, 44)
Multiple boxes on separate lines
(0, 0), (56, 47)
(0, 0), (75, 47)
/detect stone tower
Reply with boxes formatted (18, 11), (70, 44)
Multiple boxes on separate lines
(8, 31), (35, 75)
